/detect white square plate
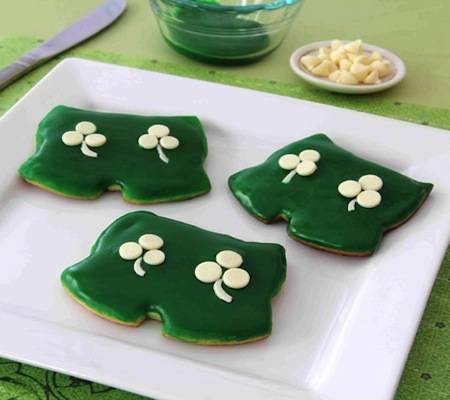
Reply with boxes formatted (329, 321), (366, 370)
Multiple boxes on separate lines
(0, 59), (449, 400)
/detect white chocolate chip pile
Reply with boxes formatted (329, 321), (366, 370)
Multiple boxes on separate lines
(278, 148), (320, 184)
(119, 233), (166, 277)
(138, 124), (180, 164)
(338, 174), (383, 212)
(300, 40), (393, 85)
(195, 250), (250, 303)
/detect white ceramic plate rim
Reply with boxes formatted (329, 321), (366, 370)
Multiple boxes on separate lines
(289, 40), (407, 94)
(0, 58), (449, 400)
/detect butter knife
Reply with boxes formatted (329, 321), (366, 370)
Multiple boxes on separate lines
(0, 0), (127, 91)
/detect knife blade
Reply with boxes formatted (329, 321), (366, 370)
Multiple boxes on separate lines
(0, 0), (127, 91)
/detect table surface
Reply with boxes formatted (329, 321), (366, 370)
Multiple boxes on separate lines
(1, 0), (449, 109)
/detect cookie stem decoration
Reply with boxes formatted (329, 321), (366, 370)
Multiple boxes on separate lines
(138, 124), (180, 164)
(119, 234), (166, 277)
(278, 149), (320, 184)
(338, 174), (383, 212)
(195, 250), (250, 303)
(61, 121), (107, 158)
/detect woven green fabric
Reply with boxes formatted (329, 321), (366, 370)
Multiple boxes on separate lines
(0, 36), (448, 400)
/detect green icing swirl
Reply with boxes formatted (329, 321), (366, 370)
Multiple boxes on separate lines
(19, 105), (211, 203)
(229, 134), (433, 255)
(61, 211), (286, 344)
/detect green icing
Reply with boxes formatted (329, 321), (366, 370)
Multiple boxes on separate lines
(159, 1), (271, 64)
(18, 105), (211, 203)
(61, 211), (286, 344)
(229, 134), (433, 255)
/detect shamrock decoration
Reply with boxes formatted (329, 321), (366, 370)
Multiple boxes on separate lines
(119, 233), (165, 277)
(61, 121), (107, 158)
(194, 250), (250, 303)
(278, 149), (320, 184)
(338, 174), (383, 212)
(138, 124), (180, 163)
(61, 211), (286, 344)
(229, 134), (433, 256)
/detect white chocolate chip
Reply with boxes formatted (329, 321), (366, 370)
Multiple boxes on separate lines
(357, 190), (382, 208)
(382, 59), (392, 76)
(312, 60), (332, 77)
(347, 53), (359, 62)
(318, 47), (331, 60)
(62, 131), (83, 146)
(216, 250), (243, 269)
(119, 242), (143, 260)
(278, 154), (300, 170)
(329, 70), (341, 82)
(133, 257), (146, 277)
(337, 71), (359, 85)
(143, 249), (165, 265)
(160, 136), (179, 150)
(138, 134), (158, 149)
(81, 142), (98, 158)
(300, 55), (321, 71)
(299, 149), (320, 162)
(339, 59), (352, 71)
(223, 268), (250, 289)
(330, 48), (347, 64)
(296, 160), (317, 176)
(364, 69), (380, 84)
(338, 180), (362, 198)
(329, 62), (338, 72)
(195, 261), (222, 283)
(148, 124), (170, 138)
(350, 63), (371, 82)
(331, 40), (342, 50)
(354, 55), (371, 65)
(139, 234), (163, 250)
(370, 60), (389, 78)
(75, 121), (96, 135)
(85, 133), (107, 147)
(359, 174), (383, 191)
(370, 51), (382, 61)
(345, 39), (363, 54)
(213, 279), (232, 303)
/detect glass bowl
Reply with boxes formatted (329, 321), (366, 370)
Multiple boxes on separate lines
(149, 0), (304, 64)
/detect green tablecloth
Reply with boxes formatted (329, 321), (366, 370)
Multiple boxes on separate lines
(0, 0), (449, 399)
(1, 0), (449, 109)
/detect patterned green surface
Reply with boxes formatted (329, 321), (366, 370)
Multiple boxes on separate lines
(0, 36), (448, 400)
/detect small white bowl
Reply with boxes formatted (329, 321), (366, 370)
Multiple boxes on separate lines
(289, 40), (406, 94)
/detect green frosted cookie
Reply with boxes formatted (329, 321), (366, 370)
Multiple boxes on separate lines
(229, 134), (433, 256)
(19, 105), (211, 203)
(61, 211), (286, 345)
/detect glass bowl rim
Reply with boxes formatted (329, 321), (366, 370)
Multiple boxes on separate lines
(151, 0), (302, 13)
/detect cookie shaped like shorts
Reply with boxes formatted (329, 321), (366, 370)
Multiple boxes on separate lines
(19, 105), (211, 204)
(61, 211), (286, 345)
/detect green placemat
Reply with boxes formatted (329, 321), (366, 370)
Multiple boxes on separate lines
(0, 36), (448, 400)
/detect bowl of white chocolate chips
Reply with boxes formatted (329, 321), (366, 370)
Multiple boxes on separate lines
(290, 39), (406, 94)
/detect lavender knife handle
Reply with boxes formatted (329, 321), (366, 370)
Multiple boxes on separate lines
(0, 54), (40, 91)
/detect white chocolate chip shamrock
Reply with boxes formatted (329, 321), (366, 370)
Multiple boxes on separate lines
(278, 149), (320, 184)
(138, 124), (180, 164)
(119, 234), (165, 277)
(338, 174), (383, 212)
(61, 121), (107, 158)
(194, 250), (250, 303)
